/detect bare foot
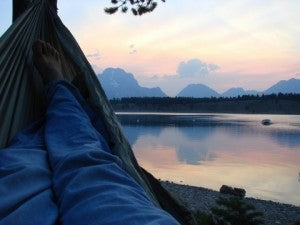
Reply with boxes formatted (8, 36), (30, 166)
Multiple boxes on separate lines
(33, 40), (64, 84)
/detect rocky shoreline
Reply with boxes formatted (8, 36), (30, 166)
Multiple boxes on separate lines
(161, 181), (300, 225)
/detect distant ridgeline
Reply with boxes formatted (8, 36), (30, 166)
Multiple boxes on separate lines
(110, 94), (300, 114)
(98, 68), (300, 113)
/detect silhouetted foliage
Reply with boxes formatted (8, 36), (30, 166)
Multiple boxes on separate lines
(110, 93), (300, 114)
(194, 197), (264, 225)
(211, 197), (264, 225)
(111, 93), (300, 104)
(110, 93), (300, 105)
(105, 0), (165, 16)
(194, 211), (214, 225)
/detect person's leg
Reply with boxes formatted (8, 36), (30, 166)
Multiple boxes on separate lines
(33, 40), (179, 225)
(45, 81), (179, 225)
(0, 120), (58, 225)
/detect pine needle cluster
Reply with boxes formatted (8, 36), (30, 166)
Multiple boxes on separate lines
(104, 0), (165, 16)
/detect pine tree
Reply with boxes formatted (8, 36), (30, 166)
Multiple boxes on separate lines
(211, 197), (264, 225)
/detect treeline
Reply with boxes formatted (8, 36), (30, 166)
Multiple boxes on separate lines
(110, 93), (300, 114)
(111, 93), (300, 104)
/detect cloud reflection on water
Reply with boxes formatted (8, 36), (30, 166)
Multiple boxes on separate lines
(119, 113), (300, 205)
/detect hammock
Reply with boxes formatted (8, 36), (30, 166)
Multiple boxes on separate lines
(0, 0), (196, 224)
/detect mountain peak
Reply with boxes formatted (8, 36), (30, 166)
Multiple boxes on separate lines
(223, 87), (259, 97)
(103, 67), (124, 72)
(98, 68), (166, 99)
(264, 78), (300, 94)
(177, 83), (220, 98)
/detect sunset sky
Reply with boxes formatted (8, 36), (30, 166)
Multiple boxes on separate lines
(0, 0), (299, 95)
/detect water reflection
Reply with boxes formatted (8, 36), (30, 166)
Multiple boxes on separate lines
(118, 113), (300, 205)
(269, 132), (300, 148)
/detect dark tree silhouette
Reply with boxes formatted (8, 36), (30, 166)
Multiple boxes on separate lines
(211, 197), (264, 225)
(109, 94), (300, 114)
(104, 0), (165, 16)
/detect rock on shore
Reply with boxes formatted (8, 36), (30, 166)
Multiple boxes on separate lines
(161, 181), (300, 225)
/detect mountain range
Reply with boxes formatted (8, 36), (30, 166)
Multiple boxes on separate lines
(98, 68), (300, 98)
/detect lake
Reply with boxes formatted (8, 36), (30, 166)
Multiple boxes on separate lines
(116, 113), (300, 206)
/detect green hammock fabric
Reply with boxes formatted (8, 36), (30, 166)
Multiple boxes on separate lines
(0, 0), (196, 224)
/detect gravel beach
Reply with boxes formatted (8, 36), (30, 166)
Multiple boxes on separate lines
(161, 181), (300, 225)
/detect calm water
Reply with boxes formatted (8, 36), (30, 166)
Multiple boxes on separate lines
(116, 113), (300, 206)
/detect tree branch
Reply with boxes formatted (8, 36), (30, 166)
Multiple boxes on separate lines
(104, 0), (165, 16)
